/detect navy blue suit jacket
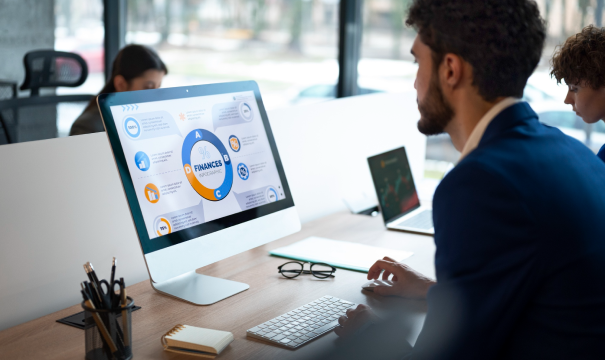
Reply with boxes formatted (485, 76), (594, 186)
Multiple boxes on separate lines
(412, 102), (605, 359)
(597, 143), (605, 163)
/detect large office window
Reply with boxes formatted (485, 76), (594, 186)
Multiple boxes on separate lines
(54, 0), (105, 136)
(357, 0), (605, 176)
(359, 0), (415, 95)
(125, 0), (340, 110)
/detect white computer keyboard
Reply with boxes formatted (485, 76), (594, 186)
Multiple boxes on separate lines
(246, 295), (357, 348)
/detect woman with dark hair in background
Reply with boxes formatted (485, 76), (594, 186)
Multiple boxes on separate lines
(69, 44), (168, 136)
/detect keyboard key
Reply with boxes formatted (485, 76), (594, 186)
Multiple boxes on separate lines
(272, 334), (286, 341)
(280, 338), (291, 344)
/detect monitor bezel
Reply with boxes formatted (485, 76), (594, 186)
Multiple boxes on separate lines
(98, 81), (295, 254)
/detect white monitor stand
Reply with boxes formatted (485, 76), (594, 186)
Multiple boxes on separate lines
(152, 272), (249, 306)
(143, 207), (300, 305)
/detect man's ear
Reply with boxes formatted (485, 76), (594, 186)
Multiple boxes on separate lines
(440, 53), (465, 91)
(113, 75), (129, 92)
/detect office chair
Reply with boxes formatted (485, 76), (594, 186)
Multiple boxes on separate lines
(0, 81), (17, 145)
(0, 50), (95, 145)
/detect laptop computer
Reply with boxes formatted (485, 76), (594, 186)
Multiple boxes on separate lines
(367, 146), (434, 235)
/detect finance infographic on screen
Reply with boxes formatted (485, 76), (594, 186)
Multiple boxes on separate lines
(111, 91), (286, 240)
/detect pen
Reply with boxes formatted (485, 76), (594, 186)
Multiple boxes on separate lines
(87, 263), (111, 307)
(83, 263), (95, 285)
(82, 290), (119, 356)
(120, 278), (130, 348)
(81, 282), (94, 306)
(110, 257), (117, 287)
(84, 264), (104, 307)
(87, 262), (101, 288)
(109, 258), (117, 304)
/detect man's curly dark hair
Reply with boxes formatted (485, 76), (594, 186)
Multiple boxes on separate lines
(406, 0), (546, 102)
(551, 25), (605, 89)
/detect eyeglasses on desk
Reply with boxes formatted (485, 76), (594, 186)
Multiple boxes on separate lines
(277, 261), (336, 279)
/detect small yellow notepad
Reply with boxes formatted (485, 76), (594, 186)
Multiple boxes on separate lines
(161, 324), (234, 358)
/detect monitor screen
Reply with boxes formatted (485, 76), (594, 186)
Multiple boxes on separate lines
(99, 82), (294, 254)
(367, 147), (420, 223)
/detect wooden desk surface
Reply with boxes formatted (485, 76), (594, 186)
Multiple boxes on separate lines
(0, 212), (435, 360)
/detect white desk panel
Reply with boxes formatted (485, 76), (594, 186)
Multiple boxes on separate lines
(269, 91), (426, 222)
(0, 133), (148, 331)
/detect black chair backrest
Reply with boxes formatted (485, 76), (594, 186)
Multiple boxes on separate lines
(20, 50), (89, 96)
(0, 50), (93, 144)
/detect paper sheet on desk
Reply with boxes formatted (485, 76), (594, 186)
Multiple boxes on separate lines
(269, 237), (413, 273)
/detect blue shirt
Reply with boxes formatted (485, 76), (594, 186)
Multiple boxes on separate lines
(598, 143), (605, 163)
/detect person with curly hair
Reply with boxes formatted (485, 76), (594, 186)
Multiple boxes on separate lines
(326, 1), (605, 359)
(551, 25), (605, 162)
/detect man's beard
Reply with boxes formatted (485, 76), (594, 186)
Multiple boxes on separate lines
(417, 71), (455, 135)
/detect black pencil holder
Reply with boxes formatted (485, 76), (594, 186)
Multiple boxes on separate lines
(82, 297), (135, 360)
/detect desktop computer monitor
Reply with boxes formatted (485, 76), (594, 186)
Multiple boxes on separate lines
(98, 81), (300, 305)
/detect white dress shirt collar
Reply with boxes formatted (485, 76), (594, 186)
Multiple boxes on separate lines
(458, 97), (520, 161)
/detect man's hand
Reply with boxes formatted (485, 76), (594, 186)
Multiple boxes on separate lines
(367, 256), (435, 299)
(334, 304), (379, 338)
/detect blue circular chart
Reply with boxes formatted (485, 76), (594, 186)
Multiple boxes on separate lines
(237, 163), (249, 180)
(181, 129), (233, 201)
(239, 102), (253, 121)
(123, 117), (141, 138)
(134, 151), (150, 171)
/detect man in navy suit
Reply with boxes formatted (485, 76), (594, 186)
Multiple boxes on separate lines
(334, 0), (605, 359)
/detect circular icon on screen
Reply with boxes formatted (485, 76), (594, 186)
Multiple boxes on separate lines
(155, 217), (171, 237)
(182, 129), (233, 201)
(228, 135), (241, 152)
(144, 183), (160, 203)
(265, 187), (278, 202)
(123, 117), (141, 138)
(134, 151), (150, 171)
(239, 102), (253, 121)
(237, 163), (249, 180)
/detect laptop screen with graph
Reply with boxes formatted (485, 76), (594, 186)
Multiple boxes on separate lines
(367, 146), (420, 224)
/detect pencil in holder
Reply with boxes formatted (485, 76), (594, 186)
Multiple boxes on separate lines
(82, 297), (135, 360)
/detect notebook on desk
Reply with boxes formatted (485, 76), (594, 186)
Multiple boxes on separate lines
(269, 237), (413, 272)
(162, 325), (234, 358)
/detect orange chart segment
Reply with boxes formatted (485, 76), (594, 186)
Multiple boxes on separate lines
(156, 217), (172, 237)
(184, 164), (217, 201)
